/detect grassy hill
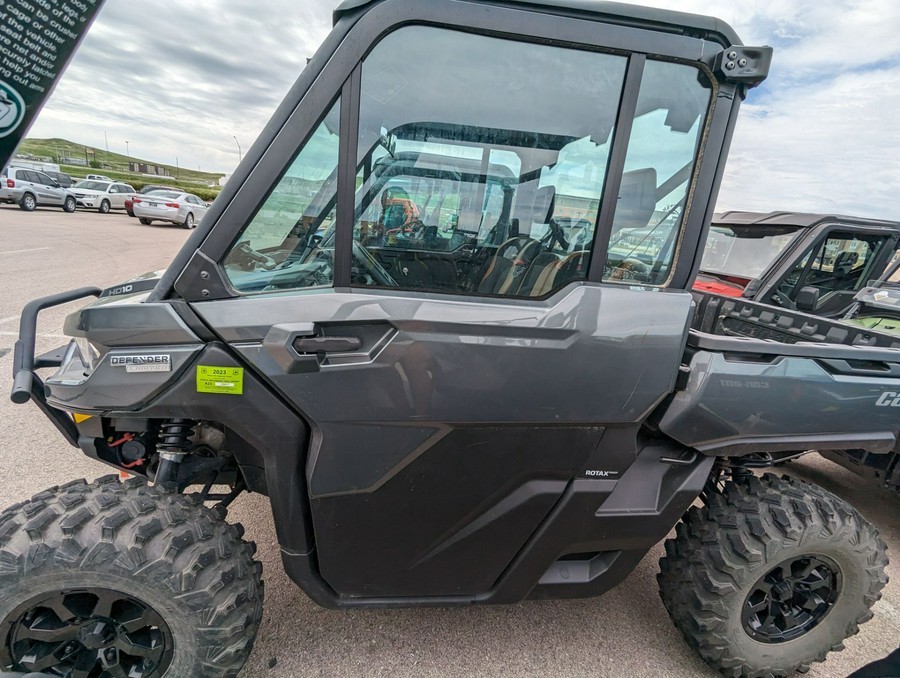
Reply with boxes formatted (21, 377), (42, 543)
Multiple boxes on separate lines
(15, 138), (225, 199)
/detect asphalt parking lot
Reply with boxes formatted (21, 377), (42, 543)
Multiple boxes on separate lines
(0, 204), (897, 677)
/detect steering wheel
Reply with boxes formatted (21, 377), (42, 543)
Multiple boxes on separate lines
(226, 241), (278, 271)
(606, 257), (651, 282)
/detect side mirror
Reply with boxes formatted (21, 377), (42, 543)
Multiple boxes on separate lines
(50, 180), (60, 187)
(796, 286), (820, 311)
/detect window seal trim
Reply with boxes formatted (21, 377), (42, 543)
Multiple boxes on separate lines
(586, 52), (644, 284)
(335, 66), (363, 288)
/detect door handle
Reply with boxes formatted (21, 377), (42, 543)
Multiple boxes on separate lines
(293, 336), (362, 354)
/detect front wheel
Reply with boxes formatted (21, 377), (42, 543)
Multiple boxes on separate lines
(658, 473), (888, 677)
(62, 196), (76, 213)
(19, 193), (36, 211)
(99, 200), (110, 214)
(0, 476), (264, 677)
(182, 212), (195, 229)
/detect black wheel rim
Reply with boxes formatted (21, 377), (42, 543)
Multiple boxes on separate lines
(742, 554), (841, 643)
(1, 587), (174, 677)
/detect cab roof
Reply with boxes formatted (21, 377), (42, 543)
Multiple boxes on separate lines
(713, 210), (900, 231)
(333, 0), (741, 47)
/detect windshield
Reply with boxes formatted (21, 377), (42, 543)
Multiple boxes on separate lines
(700, 225), (804, 279)
(76, 181), (110, 191)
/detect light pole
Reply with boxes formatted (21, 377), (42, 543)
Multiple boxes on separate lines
(233, 136), (242, 165)
(125, 140), (130, 173)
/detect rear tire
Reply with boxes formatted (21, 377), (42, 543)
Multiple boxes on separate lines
(62, 196), (76, 213)
(658, 473), (888, 677)
(0, 476), (263, 677)
(139, 217), (152, 225)
(19, 193), (36, 211)
(183, 212), (195, 229)
(99, 200), (110, 214)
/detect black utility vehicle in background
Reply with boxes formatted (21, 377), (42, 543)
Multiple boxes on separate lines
(4, 2), (895, 677)
(695, 211), (900, 317)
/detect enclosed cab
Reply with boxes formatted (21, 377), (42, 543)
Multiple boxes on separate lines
(694, 210), (900, 316)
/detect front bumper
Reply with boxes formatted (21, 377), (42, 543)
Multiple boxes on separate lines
(10, 287), (102, 445)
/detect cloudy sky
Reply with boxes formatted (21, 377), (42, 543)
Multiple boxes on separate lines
(27, 0), (900, 219)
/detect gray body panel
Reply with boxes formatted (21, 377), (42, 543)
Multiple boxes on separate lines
(195, 283), (692, 433)
(45, 342), (202, 412)
(63, 294), (200, 348)
(45, 297), (203, 412)
(658, 342), (900, 455)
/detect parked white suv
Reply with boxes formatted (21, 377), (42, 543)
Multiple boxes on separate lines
(72, 180), (137, 213)
(0, 167), (77, 212)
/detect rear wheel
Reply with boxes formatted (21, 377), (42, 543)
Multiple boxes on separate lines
(99, 200), (110, 214)
(658, 473), (888, 677)
(62, 196), (76, 213)
(0, 476), (264, 677)
(19, 193), (36, 211)
(183, 212), (195, 229)
(139, 217), (152, 225)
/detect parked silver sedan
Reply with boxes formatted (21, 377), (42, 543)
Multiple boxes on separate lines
(132, 190), (209, 229)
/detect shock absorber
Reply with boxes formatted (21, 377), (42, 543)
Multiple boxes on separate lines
(155, 418), (195, 487)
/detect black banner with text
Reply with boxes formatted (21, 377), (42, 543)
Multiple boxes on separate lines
(0, 0), (105, 167)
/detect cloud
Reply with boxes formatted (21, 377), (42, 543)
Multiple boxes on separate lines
(26, 0), (900, 222)
(29, 0), (334, 173)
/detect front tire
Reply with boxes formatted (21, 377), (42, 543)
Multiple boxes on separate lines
(99, 200), (110, 214)
(19, 193), (36, 211)
(658, 473), (888, 677)
(0, 476), (263, 677)
(62, 196), (76, 213)
(183, 212), (195, 229)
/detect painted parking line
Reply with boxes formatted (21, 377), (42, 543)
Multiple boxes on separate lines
(0, 316), (19, 324)
(0, 247), (51, 255)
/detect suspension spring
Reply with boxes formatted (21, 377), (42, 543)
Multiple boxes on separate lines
(158, 418), (195, 455)
(155, 418), (195, 487)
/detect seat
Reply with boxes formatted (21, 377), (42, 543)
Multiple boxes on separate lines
(833, 250), (859, 278)
(527, 250), (591, 297)
(476, 237), (541, 295)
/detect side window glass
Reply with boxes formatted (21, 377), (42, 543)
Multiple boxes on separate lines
(351, 27), (628, 297)
(603, 60), (711, 285)
(777, 232), (891, 302)
(223, 99), (341, 294)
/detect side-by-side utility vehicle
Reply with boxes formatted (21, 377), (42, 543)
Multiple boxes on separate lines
(693, 255), (900, 494)
(4, 1), (894, 676)
(695, 210), (900, 317)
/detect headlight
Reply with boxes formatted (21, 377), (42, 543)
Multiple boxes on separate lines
(74, 336), (100, 371)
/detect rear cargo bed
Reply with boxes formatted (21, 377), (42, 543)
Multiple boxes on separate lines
(656, 298), (900, 456)
(691, 291), (900, 349)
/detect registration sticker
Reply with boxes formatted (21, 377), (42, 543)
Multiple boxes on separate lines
(196, 365), (244, 395)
